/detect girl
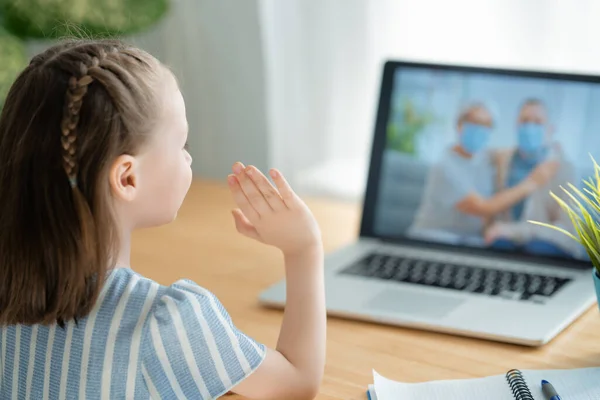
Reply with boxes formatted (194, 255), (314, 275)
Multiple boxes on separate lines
(0, 39), (325, 399)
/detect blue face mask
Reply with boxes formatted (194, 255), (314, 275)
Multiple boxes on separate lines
(459, 123), (491, 154)
(518, 123), (545, 154)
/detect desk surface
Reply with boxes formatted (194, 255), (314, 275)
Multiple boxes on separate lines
(132, 180), (600, 400)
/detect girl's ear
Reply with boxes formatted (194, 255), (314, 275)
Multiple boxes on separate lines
(109, 154), (139, 202)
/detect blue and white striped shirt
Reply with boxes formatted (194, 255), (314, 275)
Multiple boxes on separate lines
(0, 268), (266, 399)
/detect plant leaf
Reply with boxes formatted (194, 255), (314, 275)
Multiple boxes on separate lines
(566, 184), (600, 228)
(545, 191), (592, 248)
(591, 154), (600, 193)
(567, 183), (600, 212)
(528, 220), (579, 242)
(581, 183), (600, 214)
(580, 211), (600, 251)
(549, 191), (584, 227)
(556, 186), (600, 261)
(529, 157), (600, 269)
(558, 186), (595, 228)
(579, 232), (600, 269)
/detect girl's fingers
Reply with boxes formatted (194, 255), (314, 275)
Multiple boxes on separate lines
(246, 166), (285, 211)
(235, 166), (272, 215)
(269, 169), (296, 207)
(232, 162), (245, 175)
(228, 174), (260, 222)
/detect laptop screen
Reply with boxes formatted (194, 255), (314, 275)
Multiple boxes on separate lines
(365, 61), (600, 264)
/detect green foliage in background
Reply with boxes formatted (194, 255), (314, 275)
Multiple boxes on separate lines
(1, 0), (169, 38)
(0, 0), (170, 110)
(0, 26), (26, 109)
(530, 156), (600, 274)
(387, 99), (436, 155)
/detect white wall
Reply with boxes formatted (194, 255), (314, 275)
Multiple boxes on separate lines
(132, 0), (270, 180)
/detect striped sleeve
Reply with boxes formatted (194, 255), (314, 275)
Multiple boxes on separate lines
(140, 279), (266, 399)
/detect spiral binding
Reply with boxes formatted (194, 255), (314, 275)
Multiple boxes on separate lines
(506, 369), (534, 400)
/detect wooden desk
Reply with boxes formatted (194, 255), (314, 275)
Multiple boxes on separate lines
(132, 180), (600, 399)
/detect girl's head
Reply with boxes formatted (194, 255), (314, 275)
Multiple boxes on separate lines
(0, 39), (192, 325)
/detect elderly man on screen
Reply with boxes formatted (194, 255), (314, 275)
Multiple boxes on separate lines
(483, 99), (581, 258)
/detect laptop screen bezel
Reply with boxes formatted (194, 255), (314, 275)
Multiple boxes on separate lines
(359, 60), (600, 270)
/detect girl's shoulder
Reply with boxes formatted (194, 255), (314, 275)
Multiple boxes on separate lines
(102, 268), (225, 325)
(126, 270), (267, 399)
(106, 267), (216, 299)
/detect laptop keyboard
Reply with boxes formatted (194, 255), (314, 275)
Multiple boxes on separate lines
(339, 253), (572, 302)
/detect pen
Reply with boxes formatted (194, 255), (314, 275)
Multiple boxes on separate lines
(541, 379), (561, 400)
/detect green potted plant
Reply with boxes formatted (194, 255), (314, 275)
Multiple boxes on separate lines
(1, 0), (169, 39)
(529, 156), (600, 306)
(0, 0), (170, 110)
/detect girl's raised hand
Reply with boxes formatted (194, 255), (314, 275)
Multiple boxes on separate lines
(227, 162), (321, 257)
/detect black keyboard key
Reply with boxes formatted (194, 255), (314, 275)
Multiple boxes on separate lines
(520, 292), (532, 301)
(542, 278), (557, 296)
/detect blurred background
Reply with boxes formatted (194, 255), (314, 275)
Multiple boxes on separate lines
(1, 0), (600, 202)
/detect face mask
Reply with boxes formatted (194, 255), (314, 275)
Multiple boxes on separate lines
(459, 123), (491, 154)
(518, 123), (545, 154)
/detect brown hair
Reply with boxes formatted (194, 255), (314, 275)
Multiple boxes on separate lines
(0, 39), (164, 326)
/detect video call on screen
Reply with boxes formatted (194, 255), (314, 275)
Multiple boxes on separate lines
(374, 66), (600, 262)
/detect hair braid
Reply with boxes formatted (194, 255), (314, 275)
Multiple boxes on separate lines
(58, 56), (103, 316)
(60, 58), (97, 187)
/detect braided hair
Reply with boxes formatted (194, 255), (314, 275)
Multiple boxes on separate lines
(0, 39), (164, 325)
(62, 72), (94, 188)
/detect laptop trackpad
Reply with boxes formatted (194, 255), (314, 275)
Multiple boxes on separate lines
(365, 289), (465, 319)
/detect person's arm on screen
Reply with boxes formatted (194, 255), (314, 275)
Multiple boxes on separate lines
(227, 163), (325, 400)
(456, 181), (537, 217)
(456, 160), (560, 218)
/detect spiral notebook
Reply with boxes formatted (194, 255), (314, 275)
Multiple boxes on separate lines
(367, 367), (600, 399)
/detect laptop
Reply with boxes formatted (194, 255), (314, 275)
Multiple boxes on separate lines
(259, 60), (599, 346)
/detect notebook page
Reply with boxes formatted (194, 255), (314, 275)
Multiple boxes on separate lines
(373, 370), (515, 400)
(523, 367), (600, 400)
